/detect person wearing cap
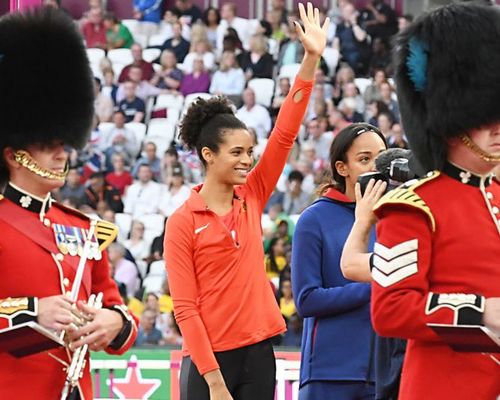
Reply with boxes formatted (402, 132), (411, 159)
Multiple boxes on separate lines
(0, 8), (138, 399)
(370, 3), (500, 399)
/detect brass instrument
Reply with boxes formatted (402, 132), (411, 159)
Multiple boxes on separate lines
(60, 292), (103, 400)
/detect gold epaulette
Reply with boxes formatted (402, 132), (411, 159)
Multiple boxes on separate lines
(0, 194), (3, 201)
(374, 171), (440, 232)
(94, 219), (119, 251)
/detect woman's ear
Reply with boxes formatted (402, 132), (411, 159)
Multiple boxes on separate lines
(335, 160), (348, 177)
(201, 147), (214, 165)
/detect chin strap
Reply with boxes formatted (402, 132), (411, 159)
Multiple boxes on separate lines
(460, 134), (500, 163)
(14, 150), (69, 181)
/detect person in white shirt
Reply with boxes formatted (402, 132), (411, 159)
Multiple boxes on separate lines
(158, 165), (191, 217)
(215, 2), (251, 53)
(116, 65), (166, 103)
(123, 163), (163, 218)
(182, 38), (216, 73)
(209, 51), (245, 105)
(236, 87), (272, 140)
(101, 110), (140, 166)
(108, 242), (140, 298)
(123, 220), (150, 279)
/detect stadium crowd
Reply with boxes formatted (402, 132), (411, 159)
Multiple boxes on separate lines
(45, 0), (411, 348)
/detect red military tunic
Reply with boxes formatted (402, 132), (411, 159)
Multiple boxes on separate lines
(371, 164), (500, 400)
(0, 184), (138, 400)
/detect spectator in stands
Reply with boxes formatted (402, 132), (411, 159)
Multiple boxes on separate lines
(134, 308), (164, 346)
(183, 38), (215, 73)
(379, 80), (400, 122)
(150, 49), (183, 92)
(387, 122), (408, 149)
(82, 6), (106, 49)
(102, 68), (119, 104)
(179, 58), (210, 96)
(265, 237), (288, 281)
(221, 28), (244, 57)
(84, 171), (124, 213)
(102, 110), (140, 167)
(172, 0), (202, 25)
(158, 8), (192, 43)
(292, 123), (387, 399)
(94, 77), (114, 123)
(123, 220), (150, 279)
(201, 7), (221, 50)
(361, 0), (398, 41)
(331, 64), (355, 105)
(377, 111), (394, 138)
(305, 118), (333, 161)
(279, 278), (296, 319)
(271, 0), (289, 24)
(117, 65), (164, 103)
(109, 242), (141, 298)
(132, 141), (162, 180)
(124, 163), (163, 217)
(366, 99), (392, 126)
(106, 152), (134, 195)
(236, 87), (272, 140)
(160, 146), (181, 184)
(59, 167), (86, 205)
(266, 9), (287, 43)
(338, 81), (365, 115)
(133, 0), (162, 24)
(117, 81), (145, 123)
(327, 108), (350, 137)
(239, 34), (274, 81)
(363, 68), (386, 104)
(216, 2), (250, 52)
(161, 21), (190, 63)
(118, 43), (155, 83)
(282, 170), (311, 215)
(281, 313), (303, 347)
(277, 23), (304, 71)
(339, 97), (364, 123)
(209, 51), (245, 106)
(103, 12), (134, 49)
(334, 3), (371, 76)
(369, 37), (392, 76)
(271, 77), (291, 116)
(158, 164), (191, 218)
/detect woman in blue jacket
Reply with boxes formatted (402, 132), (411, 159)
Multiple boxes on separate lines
(292, 123), (387, 399)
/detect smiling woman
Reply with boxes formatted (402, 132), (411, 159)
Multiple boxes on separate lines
(163, 3), (330, 400)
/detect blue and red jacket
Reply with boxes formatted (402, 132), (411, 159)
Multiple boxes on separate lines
(292, 188), (375, 386)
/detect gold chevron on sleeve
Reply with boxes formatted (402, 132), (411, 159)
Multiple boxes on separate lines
(94, 219), (119, 251)
(374, 171), (440, 232)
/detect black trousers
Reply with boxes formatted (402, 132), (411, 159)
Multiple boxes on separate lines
(180, 339), (276, 400)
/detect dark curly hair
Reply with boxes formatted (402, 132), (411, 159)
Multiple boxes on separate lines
(178, 96), (247, 166)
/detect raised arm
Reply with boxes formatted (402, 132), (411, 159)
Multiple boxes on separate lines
(246, 3), (330, 208)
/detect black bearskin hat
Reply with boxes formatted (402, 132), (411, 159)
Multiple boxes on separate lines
(0, 7), (94, 163)
(393, 2), (500, 171)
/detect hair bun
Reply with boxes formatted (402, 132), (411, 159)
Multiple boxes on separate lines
(179, 96), (236, 150)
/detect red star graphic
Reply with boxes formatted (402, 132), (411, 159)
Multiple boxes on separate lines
(109, 355), (161, 399)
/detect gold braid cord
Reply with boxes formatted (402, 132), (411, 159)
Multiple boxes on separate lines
(374, 171), (439, 232)
(14, 150), (69, 181)
(460, 135), (500, 163)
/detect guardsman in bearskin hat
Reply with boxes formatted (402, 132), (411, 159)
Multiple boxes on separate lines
(370, 2), (500, 399)
(0, 7), (138, 399)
